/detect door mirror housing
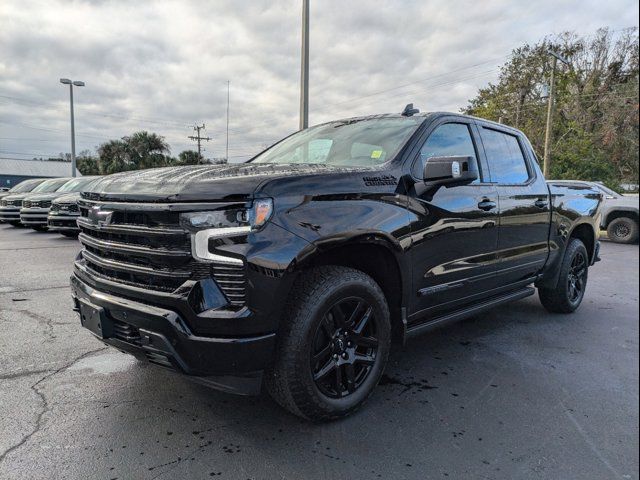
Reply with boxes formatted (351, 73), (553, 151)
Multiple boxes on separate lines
(423, 156), (478, 186)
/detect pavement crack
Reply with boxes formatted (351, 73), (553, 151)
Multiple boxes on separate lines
(0, 369), (54, 381)
(0, 347), (108, 465)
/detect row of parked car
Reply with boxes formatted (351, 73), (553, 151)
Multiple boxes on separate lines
(0, 176), (100, 236)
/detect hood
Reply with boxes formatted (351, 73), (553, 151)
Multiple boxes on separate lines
(606, 195), (639, 208)
(2, 193), (32, 203)
(22, 192), (67, 202)
(84, 163), (369, 202)
(53, 192), (80, 205)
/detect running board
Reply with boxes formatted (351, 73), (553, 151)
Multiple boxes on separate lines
(405, 287), (535, 339)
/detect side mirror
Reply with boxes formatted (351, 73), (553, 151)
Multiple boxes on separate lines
(423, 156), (478, 186)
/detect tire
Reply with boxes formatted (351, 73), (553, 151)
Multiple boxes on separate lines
(607, 217), (639, 244)
(60, 231), (79, 238)
(32, 225), (48, 232)
(538, 238), (589, 314)
(8, 221), (23, 227)
(266, 266), (391, 421)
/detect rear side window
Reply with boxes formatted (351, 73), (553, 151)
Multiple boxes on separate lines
(415, 123), (478, 177)
(480, 128), (530, 184)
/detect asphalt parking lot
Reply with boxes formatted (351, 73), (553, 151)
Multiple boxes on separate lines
(0, 224), (638, 480)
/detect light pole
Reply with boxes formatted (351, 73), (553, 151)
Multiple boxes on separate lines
(299, 0), (309, 130)
(542, 51), (569, 178)
(60, 78), (85, 177)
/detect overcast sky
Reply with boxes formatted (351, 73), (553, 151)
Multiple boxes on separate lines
(0, 0), (638, 163)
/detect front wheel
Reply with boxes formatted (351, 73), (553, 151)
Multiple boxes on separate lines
(539, 238), (589, 313)
(266, 266), (391, 421)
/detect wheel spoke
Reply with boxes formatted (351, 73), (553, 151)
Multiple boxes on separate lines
(335, 364), (344, 396)
(313, 359), (336, 381)
(345, 363), (356, 393)
(354, 353), (375, 366)
(313, 344), (332, 365)
(353, 306), (372, 335)
(320, 316), (334, 339)
(351, 333), (378, 348)
(345, 301), (363, 327)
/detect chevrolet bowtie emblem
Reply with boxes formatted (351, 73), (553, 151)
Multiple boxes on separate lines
(88, 206), (113, 228)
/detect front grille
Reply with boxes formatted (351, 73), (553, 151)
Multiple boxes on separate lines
(52, 202), (80, 213)
(23, 200), (51, 209)
(77, 201), (247, 306)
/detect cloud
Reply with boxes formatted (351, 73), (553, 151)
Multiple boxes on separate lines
(0, 0), (637, 162)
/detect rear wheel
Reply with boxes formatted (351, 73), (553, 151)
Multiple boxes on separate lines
(266, 266), (391, 421)
(607, 217), (638, 244)
(539, 238), (589, 313)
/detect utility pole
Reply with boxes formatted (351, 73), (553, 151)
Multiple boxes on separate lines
(188, 124), (211, 157)
(59, 78), (85, 177)
(226, 81), (230, 161)
(299, 0), (309, 130)
(543, 50), (570, 177)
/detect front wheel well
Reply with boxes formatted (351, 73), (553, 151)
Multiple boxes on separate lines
(569, 223), (596, 263)
(302, 243), (404, 343)
(604, 210), (639, 228)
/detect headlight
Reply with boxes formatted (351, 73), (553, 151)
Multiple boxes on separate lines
(180, 199), (274, 264)
(248, 198), (273, 229)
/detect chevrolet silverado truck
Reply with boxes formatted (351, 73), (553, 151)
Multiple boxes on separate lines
(21, 176), (99, 231)
(71, 110), (602, 421)
(0, 178), (47, 224)
(48, 192), (84, 236)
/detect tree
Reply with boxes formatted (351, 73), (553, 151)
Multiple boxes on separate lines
(464, 28), (639, 188)
(76, 150), (100, 175)
(173, 150), (208, 166)
(96, 131), (174, 174)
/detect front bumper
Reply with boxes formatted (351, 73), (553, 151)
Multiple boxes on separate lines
(48, 212), (80, 231)
(70, 273), (276, 395)
(0, 206), (20, 222)
(20, 207), (50, 226)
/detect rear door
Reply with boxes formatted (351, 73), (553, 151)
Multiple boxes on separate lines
(477, 125), (551, 287)
(407, 118), (500, 321)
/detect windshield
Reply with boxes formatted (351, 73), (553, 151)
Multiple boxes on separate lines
(56, 177), (98, 193)
(251, 117), (422, 166)
(8, 179), (43, 193)
(595, 184), (620, 198)
(31, 178), (70, 193)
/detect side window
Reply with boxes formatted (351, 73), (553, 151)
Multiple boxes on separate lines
(480, 128), (530, 184)
(415, 123), (478, 178)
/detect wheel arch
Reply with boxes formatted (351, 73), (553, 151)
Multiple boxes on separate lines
(293, 236), (407, 343)
(568, 221), (597, 264)
(604, 209), (639, 228)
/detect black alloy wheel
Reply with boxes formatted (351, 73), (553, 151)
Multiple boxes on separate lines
(311, 298), (379, 399)
(266, 266), (391, 421)
(566, 249), (587, 306)
(538, 238), (589, 314)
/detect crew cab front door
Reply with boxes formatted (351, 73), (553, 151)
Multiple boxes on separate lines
(406, 119), (500, 323)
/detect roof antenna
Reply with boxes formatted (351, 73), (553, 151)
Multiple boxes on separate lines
(401, 103), (420, 116)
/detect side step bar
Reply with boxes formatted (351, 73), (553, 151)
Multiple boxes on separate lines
(405, 287), (535, 339)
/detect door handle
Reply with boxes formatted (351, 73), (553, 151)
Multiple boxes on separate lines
(534, 199), (549, 209)
(477, 199), (497, 211)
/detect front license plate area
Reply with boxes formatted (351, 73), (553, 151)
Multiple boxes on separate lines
(79, 301), (112, 339)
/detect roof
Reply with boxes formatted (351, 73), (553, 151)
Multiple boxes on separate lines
(0, 158), (81, 177)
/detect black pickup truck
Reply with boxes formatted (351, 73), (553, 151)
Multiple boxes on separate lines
(71, 111), (602, 421)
